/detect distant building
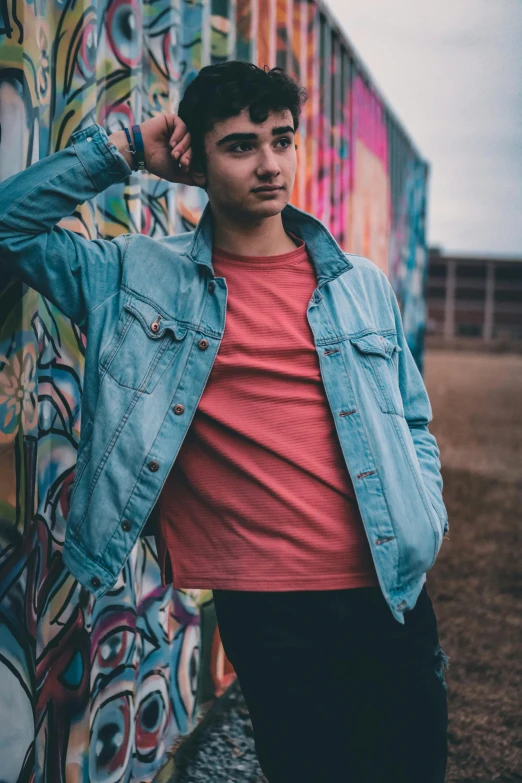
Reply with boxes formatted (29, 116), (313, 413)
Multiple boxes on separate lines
(426, 249), (522, 347)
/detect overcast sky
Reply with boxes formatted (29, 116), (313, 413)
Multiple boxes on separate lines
(327, 0), (522, 256)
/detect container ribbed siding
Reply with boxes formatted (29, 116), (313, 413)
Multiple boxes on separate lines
(0, 1), (428, 781)
(0, 0), (429, 364)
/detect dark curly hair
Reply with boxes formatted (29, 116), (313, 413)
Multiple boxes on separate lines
(177, 61), (308, 172)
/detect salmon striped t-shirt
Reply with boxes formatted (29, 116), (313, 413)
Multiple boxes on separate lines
(154, 233), (379, 591)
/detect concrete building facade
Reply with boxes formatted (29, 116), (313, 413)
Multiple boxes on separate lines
(426, 249), (522, 348)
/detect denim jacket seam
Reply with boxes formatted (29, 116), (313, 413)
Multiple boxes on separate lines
(385, 275), (442, 550)
(84, 233), (130, 323)
(323, 298), (397, 548)
(389, 572), (425, 597)
(85, 288), (121, 324)
(98, 337), (197, 561)
(120, 281), (199, 331)
(74, 149), (99, 191)
(73, 126), (131, 186)
(103, 137), (130, 170)
(66, 533), (117, 578)
(75, 391), (143, 536)
(0, 160), (87, 223)
(423, 482), (449, 531)
(100, 450), (161, 560)
(392, 416), (440, 564)
(315, 326), (397, 346)
(405, 427), (446, 533)
(120, 282), (223, 339)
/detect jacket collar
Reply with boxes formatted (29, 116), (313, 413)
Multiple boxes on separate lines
(187, 201), (352, 287)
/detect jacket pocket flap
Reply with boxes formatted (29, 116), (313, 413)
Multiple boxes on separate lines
(124, 295), (188, 341)
(349, 332), (402, 359)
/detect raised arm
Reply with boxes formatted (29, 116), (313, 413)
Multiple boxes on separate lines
(0, 125), (133, 326)
(0, 115), (197, 327)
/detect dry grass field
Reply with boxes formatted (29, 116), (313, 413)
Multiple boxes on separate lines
(425, 349), (522, 781)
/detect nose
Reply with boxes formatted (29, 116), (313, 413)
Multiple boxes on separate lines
(256, 144), (281, 179)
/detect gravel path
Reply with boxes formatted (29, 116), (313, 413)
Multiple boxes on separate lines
(173, 680), (267, 783)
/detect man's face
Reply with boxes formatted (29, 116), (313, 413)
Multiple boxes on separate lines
(201, 107), (297, 221)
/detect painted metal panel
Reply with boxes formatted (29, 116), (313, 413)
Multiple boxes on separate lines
(0, 1), (429, 780)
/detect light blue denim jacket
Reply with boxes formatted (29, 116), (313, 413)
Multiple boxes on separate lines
(0, 124), (448, 623)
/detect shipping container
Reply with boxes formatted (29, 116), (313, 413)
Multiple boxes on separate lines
(0, 1), (429, 780)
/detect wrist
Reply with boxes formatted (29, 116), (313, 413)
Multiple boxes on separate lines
(108, 130), (134, 170)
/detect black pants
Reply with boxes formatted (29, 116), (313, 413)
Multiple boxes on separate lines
(212, 584), (448, 783)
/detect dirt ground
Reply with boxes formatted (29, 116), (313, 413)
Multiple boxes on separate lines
(424, 349), (522, 781)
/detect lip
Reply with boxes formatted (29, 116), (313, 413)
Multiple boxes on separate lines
(252, 185), (284, 193)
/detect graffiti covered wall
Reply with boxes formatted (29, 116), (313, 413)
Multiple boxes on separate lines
(0, 0), (429, 780)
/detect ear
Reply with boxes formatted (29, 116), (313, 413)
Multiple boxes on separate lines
(188, 157), (207, 188)
(190, 168), (207, 188)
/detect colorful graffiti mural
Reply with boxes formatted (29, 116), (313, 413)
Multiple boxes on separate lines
(0, 0), (429, 780)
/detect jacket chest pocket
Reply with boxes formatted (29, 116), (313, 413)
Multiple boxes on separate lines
(349, 332), (404, 416)
(100, 294), (188, 393)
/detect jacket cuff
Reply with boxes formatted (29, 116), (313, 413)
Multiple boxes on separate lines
(71, 124), (132, 191)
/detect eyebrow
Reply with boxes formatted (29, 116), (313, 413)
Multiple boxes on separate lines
(216, 125), (296, 146)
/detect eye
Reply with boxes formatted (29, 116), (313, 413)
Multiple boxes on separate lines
(229, 142), (252, 153)
(106, 0), (142, 68)
(275, 137), (292, 148)
(62, 8), (97, 93)
(77, 20), (97, 79)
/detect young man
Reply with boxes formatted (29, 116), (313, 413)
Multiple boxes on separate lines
(0, 62), (449, 781)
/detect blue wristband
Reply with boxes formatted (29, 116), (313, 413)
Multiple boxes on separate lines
(123, 127), (138, 172)
(131, 124), (146, 171)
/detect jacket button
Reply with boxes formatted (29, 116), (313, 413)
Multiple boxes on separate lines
(151, 320), (160, 333)
(148, 460), (160, 472)
(208, 281), (215, 294)
(91, 576), (101, 588)
(122, 520), (131, 532)
(198, 338), (209, 350)
(173, 404), (184, 415)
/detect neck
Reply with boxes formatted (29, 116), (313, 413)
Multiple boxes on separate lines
(210, 207), (297, 257)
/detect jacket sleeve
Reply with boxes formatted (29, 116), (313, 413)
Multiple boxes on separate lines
(386, 278), (449, 536)
(0, 124), (132, 327)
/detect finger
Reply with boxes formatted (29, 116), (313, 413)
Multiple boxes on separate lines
(171, 132), (191, 159)
(180, 152), (191, 168)
(168, 115), (188, 147)
(170, 147), (189, 168)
